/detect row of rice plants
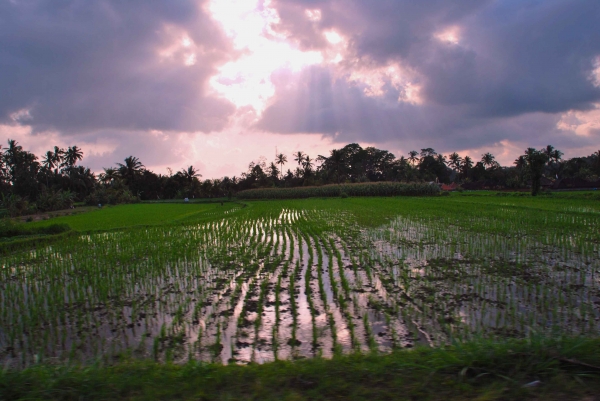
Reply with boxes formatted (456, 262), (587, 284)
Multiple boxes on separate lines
(1, 198), (598, 367)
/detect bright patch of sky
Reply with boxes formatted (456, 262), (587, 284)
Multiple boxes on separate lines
(208, 0), (322, 114)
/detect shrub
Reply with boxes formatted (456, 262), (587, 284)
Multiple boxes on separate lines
(85, 184), (140, 206)
(1, 194), (29, 217)
(36, 190), (74, 212)
(0, 219), (70, 238)
(237, 182), (440, 200)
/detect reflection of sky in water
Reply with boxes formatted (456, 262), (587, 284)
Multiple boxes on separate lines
(2, 206), (599, 368)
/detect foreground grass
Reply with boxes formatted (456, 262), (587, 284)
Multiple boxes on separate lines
(27, 203), (228, 231)
(2, 337), (600, 400)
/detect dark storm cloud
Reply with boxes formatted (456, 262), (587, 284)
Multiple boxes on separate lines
(256, 66), (574, 153)
(261, 0), (600, 149)
(0, 0), (235, 134)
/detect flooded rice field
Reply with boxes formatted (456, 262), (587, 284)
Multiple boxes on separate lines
(1, 201), (599, 367)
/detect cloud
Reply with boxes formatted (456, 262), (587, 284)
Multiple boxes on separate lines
(1, 0), (599, 179)
(258, 0), (600, 154)
(0, 0), (235, 134)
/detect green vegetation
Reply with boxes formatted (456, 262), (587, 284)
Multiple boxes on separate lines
(28, 203), (226, 232)
(1, 193), (599, 399)
(3, 138), (600, 213)
(0, 218), (70, 240)
(237, 182), (440, 199)
(3, 336), (600, 400)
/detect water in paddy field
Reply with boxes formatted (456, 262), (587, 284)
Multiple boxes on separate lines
(1, 205), (599, 367)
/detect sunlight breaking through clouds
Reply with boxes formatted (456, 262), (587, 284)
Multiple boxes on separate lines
(434, 26), (461, 45)
(347, 63), (423, 104)
(207, 0), (322, 114)
(157, 26), (200, 67)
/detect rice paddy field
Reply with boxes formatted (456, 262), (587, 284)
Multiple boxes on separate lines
(1, 193), (600, 371)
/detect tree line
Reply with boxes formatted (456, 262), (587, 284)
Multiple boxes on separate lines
(1, 139), (599, 215)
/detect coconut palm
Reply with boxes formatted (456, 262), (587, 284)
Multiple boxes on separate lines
(117, 156), (144, 180)
(435, 154), (447, 166)
(303, 155), (314, 170)
(293, 151), (305, 166)
(275, 153), (287, 179)
(544, 145), (555, 164)
(462, 155), (473, 177)
(63, 146), (83, 168)
(514, 155), (526, 169)
(408, 150), (419, 166)
(181, 165), (201, 183)
(42, 151), (55, 170)
(99, 167), (119, 185)
(551, 149), (563, 164)
(448, 152), (462, 172)
(481, 152), (497, 169)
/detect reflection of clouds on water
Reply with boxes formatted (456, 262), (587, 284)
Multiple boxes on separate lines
(1, 204), (599, 369)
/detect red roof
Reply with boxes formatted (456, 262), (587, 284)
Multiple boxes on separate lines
(441, 182), (458, 191)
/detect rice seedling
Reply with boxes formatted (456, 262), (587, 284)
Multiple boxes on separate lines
(0, 195), (598, 368)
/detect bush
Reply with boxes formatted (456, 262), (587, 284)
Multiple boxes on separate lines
(1, 194), (30, 217)
(237, 182), (440, 200)
(0, 219), (70, 238)
(36, 190), (74, 212)
(85, 184), (139, 206)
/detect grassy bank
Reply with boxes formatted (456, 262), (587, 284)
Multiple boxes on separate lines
(2, 336), (600, 400)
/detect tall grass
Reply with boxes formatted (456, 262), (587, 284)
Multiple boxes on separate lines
(237, 182), (440, 199)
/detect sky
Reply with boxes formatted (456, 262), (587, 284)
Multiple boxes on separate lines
(1, 0), (599, 178)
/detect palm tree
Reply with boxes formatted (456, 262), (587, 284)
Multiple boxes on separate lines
(42, 151), (55, 170)
(99, 167), (119, 185)
(551, 149), (563, 164)
(514, 155), (526, 169)
(544, 145), (554, 165)
(462, 155), (473, 177)
(448, 152), (462, 172)
(481, 152), (496, 169)
(181, 165), (201, 183)
(117, 156), (144, 180)
(63, 146), (83, 168)
(275, 153), (287, 179)
(293, 151), (305, 166)
(41, 150), (56, 187)
(408, 150), (419, 166)
(303, 155), (314, 170)
(52, 146), (64, 169)
(435, 154), (447, 166)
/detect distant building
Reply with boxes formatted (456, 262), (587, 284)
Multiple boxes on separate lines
(441, 182), (458, 191)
